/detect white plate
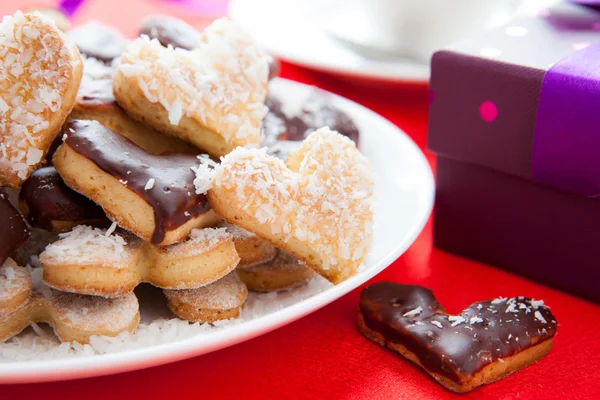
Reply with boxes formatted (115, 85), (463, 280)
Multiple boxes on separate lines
(0, 78), (434, 383)
(228, 0), (430, 83)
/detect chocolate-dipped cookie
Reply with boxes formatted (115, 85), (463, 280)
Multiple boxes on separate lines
(358, 282), (557, 393)
(53, 120), (220, 246)
(0, 192), (30, 265)
(19, 166), (108, 232)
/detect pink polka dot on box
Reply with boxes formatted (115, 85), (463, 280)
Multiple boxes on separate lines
(427, 2), (600, 303)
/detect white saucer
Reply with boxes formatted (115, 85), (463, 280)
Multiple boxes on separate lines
(0, 78), (434, 383)
(228, 0), (430, 83)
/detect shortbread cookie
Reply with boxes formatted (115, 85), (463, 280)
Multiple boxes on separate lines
(358, 282), (557, 393)
(53, 120), (220, 245)
(20, 166), (108, 232)
(208, 127), (374, 284)
(0, 192), (29, 265)
(114, 17), (269, 157)
(164, 271), (247, 323)
(237, 250), (314, 292)
(40, 226), (240, 297)
(139, 15), (200, 50)
(0, 11), (83, 187)
(220, 222), (276, 268)
(0, 260), (139, 344)
(67, 21), (127, 63)
(70, 57), (195, 155)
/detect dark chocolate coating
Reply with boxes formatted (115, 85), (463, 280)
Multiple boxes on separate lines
(19, 166), (107, 230)
(359, 283), (557, 383)
(139, 16), (200, 50)
(262, 91), (360, 159)
(45, 133), (64, 164)
(67, 22), (127, 63)
(63, 120), (210, 244)
(0, 192), (29, 265)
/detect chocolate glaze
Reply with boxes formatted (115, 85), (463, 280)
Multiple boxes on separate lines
(63, 120), (210, 244)
(359, 283), (557, 383)
(67, 22), (127, 63)
(0, 191), (29, 265)
(139, 16), (200, 51)
(262, 91), (360, 159)
(19, 166), (107, 230)
(45, 133), (64, 164)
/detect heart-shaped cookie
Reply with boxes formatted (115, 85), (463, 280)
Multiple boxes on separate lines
(358, 282), (557, 393)
(0, 11), (82, 187)
(208, 127), (375, 284)
(113, 17), (269, 158)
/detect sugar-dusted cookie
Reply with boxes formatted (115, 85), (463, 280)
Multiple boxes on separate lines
(220, 222), (276, 268)
(0, 11), (82, 187)
(53, 120), (220, 245)
(114, 18), (269, 157)
(358, 282), (558, 393)
(208, 127), (374, 284)
(0, 259), (139, 344)
(237, 250), (314, 292)
(164, 271), (247, 323)
(40, 226), (240, 297)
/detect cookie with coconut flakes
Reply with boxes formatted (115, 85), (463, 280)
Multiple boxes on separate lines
(113, 17), (269, 158)
(53, 120), (220, 246)
(208, 127), (375, 284)
(0, 11), (83, 187)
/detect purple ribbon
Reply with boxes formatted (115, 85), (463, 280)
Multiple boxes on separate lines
(533, 42), (600, 197)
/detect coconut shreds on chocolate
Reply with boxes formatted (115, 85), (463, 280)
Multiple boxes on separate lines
(40, 225), (129, 267)
(215, 127), (375, 270)
(0, 11), (78, 181)
(191, 154), (217, 194)
(117, 17), (268, 145)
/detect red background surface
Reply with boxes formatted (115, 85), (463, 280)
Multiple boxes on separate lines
(2, 1), (600, 399)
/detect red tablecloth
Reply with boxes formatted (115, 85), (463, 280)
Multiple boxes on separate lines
(2, 1), (600, 399)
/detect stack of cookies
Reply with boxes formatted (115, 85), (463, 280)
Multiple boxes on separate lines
(0, 11), (374, 345)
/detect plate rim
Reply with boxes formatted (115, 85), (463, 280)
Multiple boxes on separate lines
(227, 0), (430, 83)
(0, 77), (434, 384)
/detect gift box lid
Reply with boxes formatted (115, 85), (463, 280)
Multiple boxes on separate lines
(428, 3), (600, 198)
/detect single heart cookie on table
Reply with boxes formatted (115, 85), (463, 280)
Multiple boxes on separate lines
(40, 226), (240, 297)
(208, 127), (375, 284)
(0, 11), (82, 187)
(113, 17), (269, 158)
(0, 259), (139, 344)
(358, 282), (558, 393)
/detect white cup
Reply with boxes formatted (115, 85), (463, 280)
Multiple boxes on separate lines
(363, 0), (520, 62)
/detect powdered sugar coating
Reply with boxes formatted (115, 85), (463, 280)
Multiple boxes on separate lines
(51, 291), (138, 332)
(0, 259), (30, 308)
(40, 225), (130, 268)
(117, 17), (268, 145)
(215, 127), (374, 271)
(164, 227), (231, 258)
(0, 11), (80, 183)
(219, 221), (256, 240)
(166, 272), (247, 310)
